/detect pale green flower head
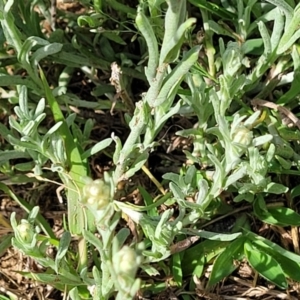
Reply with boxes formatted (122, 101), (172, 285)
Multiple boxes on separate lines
(113, 246), (139, 277)
(16, 220), (34, 244)
(232, 125), (253, 147)
(82, 173), (114, 210)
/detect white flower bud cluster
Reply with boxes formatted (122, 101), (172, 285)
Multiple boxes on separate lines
(232, 125), (253, 147)
(113, 246), (139, 277)
(82, 179), (111, 210)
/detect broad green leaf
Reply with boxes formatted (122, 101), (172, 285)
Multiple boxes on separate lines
(60, 267), (85, 285)
(244, 242), (288, 289)
(107, 0), (136, 15)
(0, 0), (22, 53)
(265, 0), (293, 18)
(225, 166), (247, 188)
(253, 197), (287, 226)
(184, 165), (197, 185)
(252, 240), (300, 282)
(208, 236), (246, 286)
(98, 36), (115, 61)
(193, 253), (205, 277)
(45, 121), (63, 136)
(18, 85), (30, 118)
(268, 207), (300, 226)
(28, 206), (40, 223)
(34, 97), (46, 118)
(207, 20), (236, 38)
(55, 231), (72, 272)
(52, 51), (110, 69)
(196, 179), (209, 205)
(234, 193), (254, 203)
(171, 252), (182, 286)
(181, 240), (228, 276)
(0, 173), (37, 184)
(8, 116), (23, 133)
(264, 182), (288, 194)
(245, 230), (300, 264)
(291, 184), (300, 199)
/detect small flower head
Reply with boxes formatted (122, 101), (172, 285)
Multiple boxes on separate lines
(232, 125), (253, 147)
(113, 246), (139, 277)
(82, 178), (112, 210)
(16, 220), (34, 243)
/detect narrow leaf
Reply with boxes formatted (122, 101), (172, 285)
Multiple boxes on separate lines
(153, 46), (200, 107)
(81, 138), (112, 160)
(136, 8), (158, 82)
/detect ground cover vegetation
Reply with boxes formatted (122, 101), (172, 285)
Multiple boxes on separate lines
(1, 0), (300, 299)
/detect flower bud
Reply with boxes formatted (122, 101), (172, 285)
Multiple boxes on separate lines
(114, 246), (139, 277)
(232, 126), (253, 146)
(16, 220), (34, 243)
(82, 179), (111, 210)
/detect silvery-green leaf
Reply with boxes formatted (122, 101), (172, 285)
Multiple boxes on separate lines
(18, 36), (49, 66)
(253, 134), (273, 146)
(264, 182), (288, 194)
(152, 46), (200, 107)
(196, 179), (209, 205)
(135, 8), (158, 82)
(81, 138), (112, 160)
(31, 43), (63, 66)
(258, 21), (272, 54)
(34, 98), (46, 118)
